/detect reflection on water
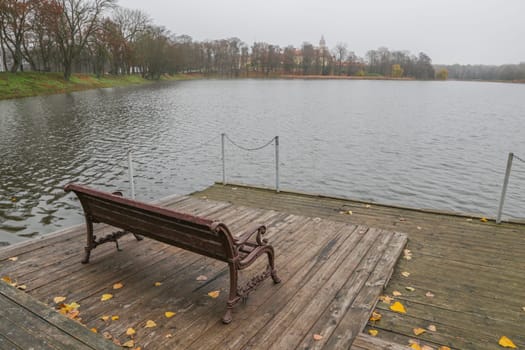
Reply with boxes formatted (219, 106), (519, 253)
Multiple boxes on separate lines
(1, 80), (525, 244)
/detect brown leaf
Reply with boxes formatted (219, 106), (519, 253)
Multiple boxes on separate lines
(90, 328), (97, 333)
(154, 282), (162, 287)
(379, 295), (394, 304)
(101, 315), (110, 322)
(438, 347), (451, 350)
(17, 285), (27, 290)
(165, 334), (173, 339)
(421, 346), (434, 350)
(113, 283), (123, 290)
(427, 324), (437, 332)
(392, 291), (402, 296)
(313, 334), (323, 341)
(8, 257), (18, 262)
(369, 311), (382, 322)
(102, 332), (113, 340)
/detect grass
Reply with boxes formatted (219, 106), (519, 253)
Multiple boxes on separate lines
(0, 72), (198, 100)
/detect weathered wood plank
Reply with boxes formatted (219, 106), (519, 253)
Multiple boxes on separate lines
(350, 334), (410, 350)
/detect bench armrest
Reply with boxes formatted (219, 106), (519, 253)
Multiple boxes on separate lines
(234, 224), (267, 246)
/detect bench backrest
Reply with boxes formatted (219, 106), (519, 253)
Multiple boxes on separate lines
(64, 184), (235, 262)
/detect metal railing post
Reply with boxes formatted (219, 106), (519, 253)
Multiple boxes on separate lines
(496, 152), (514, 224)
(127, 150), (136, 199)
(221, 133), (226, 185)
(275, 136), (280, 192)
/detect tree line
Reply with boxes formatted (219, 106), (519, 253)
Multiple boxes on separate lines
(1, 0), (523, 82)
(434, 63), (525, 81)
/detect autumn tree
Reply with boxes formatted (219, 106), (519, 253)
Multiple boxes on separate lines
(435, 68), (448, 80)
(50, 0), (115, 81)
(391, 64), (403, 77)
(0, 0), (33, 72)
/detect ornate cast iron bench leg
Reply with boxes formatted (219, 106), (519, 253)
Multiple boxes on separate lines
(222, 263), (240, 324)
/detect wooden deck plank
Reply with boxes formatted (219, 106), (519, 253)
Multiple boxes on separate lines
(0, 189), (409, 349)
(192, 184), (525, 350)
(350, 334), (410, 350)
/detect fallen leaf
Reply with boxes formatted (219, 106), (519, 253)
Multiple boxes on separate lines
(466, 218), (473, 222)
(101, 315), (110, 321)
(113, 283), (123, 290)
(379, 295), (394, 304)
(498, 336), (517, 348)
(1, 276), (16, 286)
(417, 226), (422, 230)
(413, 328), (426, 336)
(369, 311), (382, 322)
(196, 275), (208, 281)
(103, 332), (113, 340)
(208, 290), (220, 299)
(165, 311), (176, 318)
(11, 197), (17, 202)
(313, 334), (323, 341)
(17, 285), (27, 290)
(425, 292), (435, 298)
(8, 257), (18, 261)
(422, 346), (434, 350)
(54, 296), (66, 304)
(126, 328), (136, 336)
(406, 286), (416, 292)
(90, 328), (97, 333)
(154, 282), (162, 287)
(111, 315), (119, 321)
(145, 320), (156, 328)
(402, 271), (411, 277)
(390, 301), (406, 314)
(368, 329), (378, 336)
(521, 306), (525, 312)
(392, 291), (402, 297)
(410, 343), (422, 350)
(100, 293), (113, 301)
(134, 347), (142, 350)
(404, 249), (411, 255)
(122, 339), (135, 348)
(404, 255), (413, 260)
(480, 217), (488, 222)
(427, 324), (437, 332)
(165, 334), (173, 339)
(365, 204), (371, 208)
(112, 339), (121, 346)
(439, 347), (451, 350)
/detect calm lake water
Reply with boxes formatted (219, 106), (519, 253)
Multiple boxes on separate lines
(1, 79), (524, 244)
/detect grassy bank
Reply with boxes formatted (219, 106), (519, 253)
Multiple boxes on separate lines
(0, 72), (197, 100)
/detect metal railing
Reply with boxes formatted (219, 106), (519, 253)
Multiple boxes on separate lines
(126, 133), (281, 198)
(496, 152), (524, 223)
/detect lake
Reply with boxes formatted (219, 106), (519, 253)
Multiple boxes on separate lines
(1, 79), (524, 245)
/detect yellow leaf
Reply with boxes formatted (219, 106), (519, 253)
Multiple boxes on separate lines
(427, 324), (437, 332)
(413, 327), (426, 336)
(90, 328), (97, 333)
(369, 311), (382, 322)
(133, 347), (142, 350)
(401, 271), (410, 277)
(126, 328), (136, 336)
(208, 290), (220, 299)
(196, 275), (208, 281)
(347, 210), (352, 215)
(101, 315), (110, 321)
(145, 320), (156, 328)
(8, 257), (18, 262)
(17, 285), (27, 290)
(439, 347), (451, 350)
(165, 311), (176, 318)
(422, 346), (434, 350)
(113, 283), (123, 290)
(1, 276), (14, 285)
(53, 296), (66, 304)
(390, 301), (406, 314)
(410, 344), (422, 350)
(498, 336), (517, 348)
(406, 286), (415, 292)
(313, 334), (323, 341)
(111, 315), (119, 321)
(392, 291), (402, 296)
(11, 197), (17, 202)
(100, 293), (113, 301)
(122, 339), (135, 348)
(480, 217), (488, 222)
(368, 329), (378, 336)
(154, 282), (162, 287)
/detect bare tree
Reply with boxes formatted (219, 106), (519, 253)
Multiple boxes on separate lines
(333, 42), (347, 76)
(0, 0), (33, 72)
(50, 0), (115, 80)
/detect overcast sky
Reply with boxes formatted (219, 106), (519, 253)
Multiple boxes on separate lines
(116, 0), (524, 65)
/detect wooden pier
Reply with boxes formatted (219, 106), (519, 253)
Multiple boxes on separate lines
(0, 188), (407, 349)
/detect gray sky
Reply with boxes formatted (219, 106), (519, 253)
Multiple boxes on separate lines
(116, 0), (524, 65)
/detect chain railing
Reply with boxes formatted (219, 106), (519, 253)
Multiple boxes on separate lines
(221, 133), (280, 192)
(126, 133), (280, 198)
(496, 152), (524, 223)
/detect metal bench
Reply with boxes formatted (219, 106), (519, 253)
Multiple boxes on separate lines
(64, 183), (281, 324)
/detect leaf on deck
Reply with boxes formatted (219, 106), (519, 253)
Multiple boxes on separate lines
(154, 282), (162, 287)
(392, 290), (402, 296)
(427, 324), (437, 332)
(406, 286), (415, 292)
(122, 339), (135, 348)
(196, 275), (208, 281)
(390, 301), (406, 314)
(402, 271), (411, 277)
(425, 291), (435, 298)
(208, 290), (220, 299)
(126, 328), (136, 336)
(53, 296), (66, 304)
(165, 311), (176, 318)
(113, 282), (123, 290)
(498, 336), (517, 348)
(413, 327), (426, 336)
(369, 311), (382, 322)
(368, 329), (378, 336)
(100, 294), (113, 301)
(145, 320), (157, 328)
(8, 257), (18, 261)
(313, 334), (323, 341)
(111, 315), (119, 321)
